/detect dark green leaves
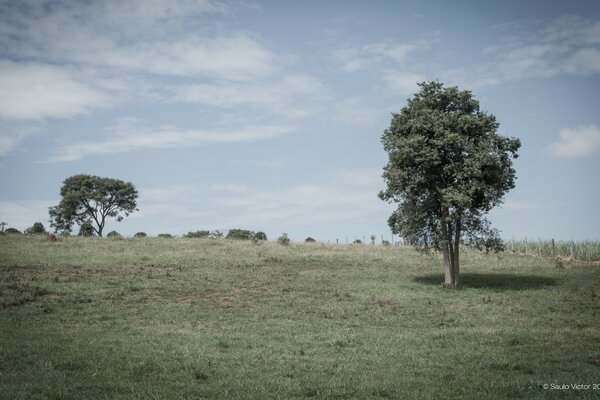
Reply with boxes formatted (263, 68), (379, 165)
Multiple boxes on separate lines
(380, 81), (520, 251)
(49, 174), (138, 236)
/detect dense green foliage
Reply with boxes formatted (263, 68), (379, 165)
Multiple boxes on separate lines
(49, 174), (138, 237)
(277, 233), (291, 245)
(0, 236), (598, 399)
(77, 221), (95, 237)
(24, 222), (47, 235)
(226, 229), (256, 240)
(380, 81), (520, 287)
(133, 232), (147, 238)
(254, 232), (268, 241)
(184, 230), (210, 239)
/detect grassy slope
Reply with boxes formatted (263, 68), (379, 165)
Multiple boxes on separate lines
(0, 236), (599, 400)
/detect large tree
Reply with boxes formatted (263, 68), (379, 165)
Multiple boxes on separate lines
(379, 81), (521, 288)
(49, 174), (138, 237)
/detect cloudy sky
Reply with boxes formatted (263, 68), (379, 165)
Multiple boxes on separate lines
(0, 0), (599, 241)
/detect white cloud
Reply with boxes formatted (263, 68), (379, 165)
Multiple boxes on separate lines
(0, 2), (277, 81)
(334, 42), (420, 73)
(334, 98), (396, 126)
(564, 48), (600, 75)
(383, 71), (426, 95)
(546, 124), (600, 158)
(0, 199), (56, 231)
(444, 15), (600, 88)
(50, 125), (295, 162)
(136, 168), (391, 232)
(0, 61), (108, 120)
(173, 74), (325, 115)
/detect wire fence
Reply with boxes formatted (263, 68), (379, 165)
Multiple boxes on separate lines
(506, 239), (600, 262)
(326, 235), (600, 262)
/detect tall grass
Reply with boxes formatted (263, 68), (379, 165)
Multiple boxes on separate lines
(506, 238), (600, 261)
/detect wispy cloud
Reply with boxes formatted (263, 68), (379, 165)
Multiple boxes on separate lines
(0, 1), (276, 81)
(335, 42), (418, 73)
(172, 74), (326, 118)
(546, 124), (600, 158)
(0, 61), (109, 120)
(444, 15), (600, 87)
(134, 168), (392, 234)
(50, 124), (294, 162)
(0, 199), (56, 230)
(334, 39), (432, 73)
(382, 71), (426, 96)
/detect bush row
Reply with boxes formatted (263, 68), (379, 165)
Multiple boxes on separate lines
(1, 222), (321, 244)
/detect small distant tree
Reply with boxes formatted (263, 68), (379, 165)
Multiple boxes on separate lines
(370, 235), (376, 245)
(25, 222), (47, 235)
(277, 233), (291, 245)
(379, 81), (520, 288)
(305, 237), (316, 243)
(106, 230), (122, 238)
(226, 229), (255, 240)
(353, 239), (362, 244)
(5, 227), (21, 235)
(78, 221), (95, 236)
(134, 232), (147, 238)
(158, 233), (173, 238)
(49, 174), (138, 237)
(254, 232), (267, 241)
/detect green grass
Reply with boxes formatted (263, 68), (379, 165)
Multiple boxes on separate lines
(1, 235), (599, 399)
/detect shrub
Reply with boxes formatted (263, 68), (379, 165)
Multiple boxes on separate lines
(106, 231), (122, 238)
(78, 222), (95, 237)
(278, 233), (291, 246)
(184, 230), (210, 238)
(305, 237), (316, 243)
(226, 229), (255, 240)
(158, 233), (173, 238)
(353, 239), (362, 244)
(25, 222), (47, 235)
(382, 240), (391, 246)
(5, 227), (22, 235)
(254, 231), (267, 241)
(134, 232), (147, 238)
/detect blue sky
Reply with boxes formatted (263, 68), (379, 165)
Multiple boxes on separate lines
(0, 0), (599, 241)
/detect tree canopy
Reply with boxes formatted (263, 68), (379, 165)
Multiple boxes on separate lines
(379, 81), (520, 288)
(49, 174), (138, 237)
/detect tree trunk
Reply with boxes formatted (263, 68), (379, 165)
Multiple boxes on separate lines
(440, 212), (455, 288)
(440, 210), (461, 288)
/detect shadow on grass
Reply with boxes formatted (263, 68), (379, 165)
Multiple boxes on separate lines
(413, 273), (556, 290)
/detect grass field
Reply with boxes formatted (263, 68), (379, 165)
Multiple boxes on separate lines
(1, 235), (599, 399)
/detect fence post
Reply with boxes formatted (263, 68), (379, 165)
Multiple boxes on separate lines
(570, 241), (574, 260)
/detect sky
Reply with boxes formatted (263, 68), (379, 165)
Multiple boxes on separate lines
(0, 0), (599, 242)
